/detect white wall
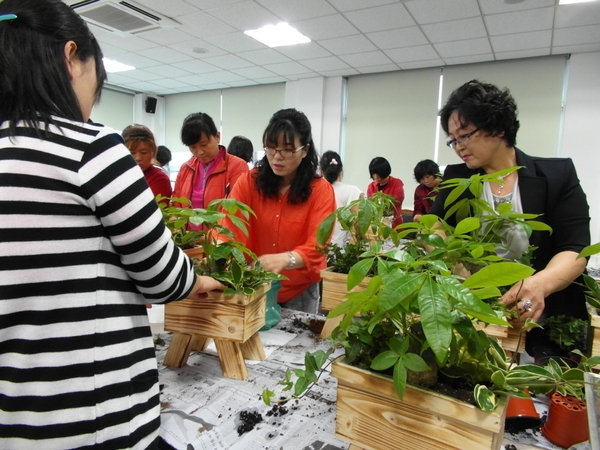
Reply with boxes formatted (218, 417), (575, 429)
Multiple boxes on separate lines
(91, 88), (134, 133)
(561, 52), (600, 256)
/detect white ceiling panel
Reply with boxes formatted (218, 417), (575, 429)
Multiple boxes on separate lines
(70, 0), (600, 95)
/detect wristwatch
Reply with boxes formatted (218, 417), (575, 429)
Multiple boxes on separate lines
(286, 251), (296, 269)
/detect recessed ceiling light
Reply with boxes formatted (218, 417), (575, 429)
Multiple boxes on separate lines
(244, 22), (310, 48)
(192, 47), (208, 54)
(103, 57), (135, 73)
(559, 0), (598, 4)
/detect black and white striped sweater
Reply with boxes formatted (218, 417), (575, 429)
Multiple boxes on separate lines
(0, 118), (196, 449)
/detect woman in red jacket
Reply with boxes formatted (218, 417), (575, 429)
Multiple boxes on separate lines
(366, 157), (405, 228)
(173, 112), (248, 208)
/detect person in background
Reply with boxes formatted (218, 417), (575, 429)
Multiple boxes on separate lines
(319, 150), (363, 248)
(227, 135), (254, 167)
(156, 144), (172, 175)
(222, 109), (336, 314)
(0, 1), (222, 448)
(430, 79), (590, 355)
(173, 112), (248, 208)
(367, 156), (405, 228)
(412, 159), (441, 221)
(122, 124), (172, 203)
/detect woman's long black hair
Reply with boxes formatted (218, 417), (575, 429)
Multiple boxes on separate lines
(255, 108), (319, 204)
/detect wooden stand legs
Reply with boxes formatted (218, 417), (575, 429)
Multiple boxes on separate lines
(163, 331), (266, 380)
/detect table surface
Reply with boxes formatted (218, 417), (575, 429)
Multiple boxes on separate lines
(151, 307), (590, 450)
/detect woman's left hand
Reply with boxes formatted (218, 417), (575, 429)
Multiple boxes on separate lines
(258, 253), (290, 274)
(500, 277), (546, 324)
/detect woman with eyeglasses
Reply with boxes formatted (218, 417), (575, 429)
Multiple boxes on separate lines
(429, 79), (590, 356)
(0, 1), (222, 447)
(222, 108), (336, 314)
(173, 112), (248, 209)
(122, 124), (172, 204)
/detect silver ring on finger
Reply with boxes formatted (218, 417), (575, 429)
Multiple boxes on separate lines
(521, 299), (533, 312)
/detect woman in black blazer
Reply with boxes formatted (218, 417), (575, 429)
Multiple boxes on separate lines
(430, 80), (590, 355)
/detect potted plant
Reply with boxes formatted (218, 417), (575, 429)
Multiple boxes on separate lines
(159, 197), (285, 380)
(316, 192), (399, 337)
(262, 169), (570, 449)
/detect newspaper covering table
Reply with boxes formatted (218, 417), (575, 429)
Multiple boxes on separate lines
(151, 306), (593, 450)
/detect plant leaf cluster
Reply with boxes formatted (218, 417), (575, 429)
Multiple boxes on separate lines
(158, 196), (286, 294)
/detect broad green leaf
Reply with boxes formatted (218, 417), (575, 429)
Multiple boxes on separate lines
(348, 258), (374, 290)
(294, 377), (309, 397)
(475, 385), (498, 412)
(462, 262), (535, 289)
(418, 275), (452, 363)
(389, 335), (408, 355)
(316, 213), (336, 246)
(371, 350), (399, 371)
(393, 359), (407, 400)
(401, 353), (430, 372)
(262, 389), (275, 406)
(470, 286), (502, 300)
(525, 221), (553, 233)
(580, 243), (600, 259)
(437, 276), (497, 317)
(454, 217), (480, 236)
(379, 273), (425, 312)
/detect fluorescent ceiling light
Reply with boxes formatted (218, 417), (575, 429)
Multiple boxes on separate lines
(559, 0), (598, 4)
(244, 22), (310, 48)
(103, 57), (135, 73)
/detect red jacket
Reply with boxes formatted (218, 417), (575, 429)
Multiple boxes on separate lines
(367, 175), (405, 228)
(173, 146), (248, 207)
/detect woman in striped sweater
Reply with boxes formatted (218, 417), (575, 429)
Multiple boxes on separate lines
(0, 1), (222, 448)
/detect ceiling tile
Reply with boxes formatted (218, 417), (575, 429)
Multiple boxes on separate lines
(327, 0), (400, 13)
(495, 48), (550, 60)
(356, 63), (400, 74)
(254, 76), (289, 84)
(137, 47), (193, 64)
(173, 74), (211, 86)
(262, 61), (314, 76)
(166, 40), (228, 59)
(135, 0), (200, 17)
(171, 59), (222, 74)
(300, 56), (351, 72)
(201, 54), (255, 70)
(237, 49), (292, 65)
(319, 68), (361, 77)
(554, 25), (600, 46)
(155, 78), (196, 89)
(319, 34), (378, 55)
(421, 17), (487, 43)
(96, 34), (159, 52)
(121, 80), (165, 93)
(226, 80), (259, 87)
(230, 66), (279, 78)
(206, 2), (280, 30)
(385, 44), (440, 63)
(339, 50), (394, 67)
(555, 3), (600, 28)
(479, 0), (555, 15)
(484, 7), (554, 36)
(404, 0), (480, 25)
(176, 12), (236, 39)
(366, 27), (429, 50)
(136, 28), (195, 45)
(291, 14), (360, 40)
(399, 59), (443, 70)
(144, 65), (193, 78)
(106, 73), (137, 84)
(443, 54), (494, 66)
(118, 69), (164, 82)
(200, 72), (248, 83)
(274, 42), (332, 60)
(98, 42), (129, 58)
(111, 52), (165, 69)
(185, 0), (250, 11)
(203, 32), (265, 53)
(552, 43), (600, 54)
(435, 37), (492, 58)
(344, 3), (414, 33)
(255, 0), (337, 21)
(490, 30), (551, 53)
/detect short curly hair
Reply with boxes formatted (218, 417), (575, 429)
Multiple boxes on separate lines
(439, 80), (520, 148)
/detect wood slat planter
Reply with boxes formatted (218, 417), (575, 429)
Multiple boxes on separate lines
(320, 268), (370, 339)
(475, 322), (526, 354)
(163, 282), (270, 380)
(587, 303), (600, 358)
(331, 359), (507, 450)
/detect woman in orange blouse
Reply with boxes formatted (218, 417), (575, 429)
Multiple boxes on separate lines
(223, 109), (336, 314)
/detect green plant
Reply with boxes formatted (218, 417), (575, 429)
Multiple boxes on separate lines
(544, 315), (587, 354)
(159, 196), (285, 294)
(316, 192), (399, 273)
(264, 169), (571, 412)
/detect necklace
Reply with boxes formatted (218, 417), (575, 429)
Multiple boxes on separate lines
(496, 173), (510, 195)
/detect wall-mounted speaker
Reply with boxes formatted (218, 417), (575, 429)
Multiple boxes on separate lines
(145, 96), (157, 114)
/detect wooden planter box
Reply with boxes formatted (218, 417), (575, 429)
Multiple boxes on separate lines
(475, 322), (526, 354)
(320, 268), (370, 338)
(163, 282), (270, 380)
(331, 359), (507, 450)
(588, 303), (600, 358)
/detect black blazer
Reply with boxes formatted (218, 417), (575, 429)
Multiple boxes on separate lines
(430, 149), (591, 351)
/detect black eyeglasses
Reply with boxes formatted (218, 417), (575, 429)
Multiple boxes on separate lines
(446, 128), (480, 149)
(263, 144), (306, 158)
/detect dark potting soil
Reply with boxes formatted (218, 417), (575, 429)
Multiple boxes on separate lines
(237, 410), (263, 436)
(427, 372), (477, 406)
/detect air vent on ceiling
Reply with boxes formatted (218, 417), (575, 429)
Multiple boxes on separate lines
(70, 0), (180, 35)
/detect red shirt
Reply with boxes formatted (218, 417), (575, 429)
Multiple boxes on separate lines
(367, 175), (405, 228)
(143, 165), (172, 205)
(223, 171), (336, 302)
(413, 183), (438, 217)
